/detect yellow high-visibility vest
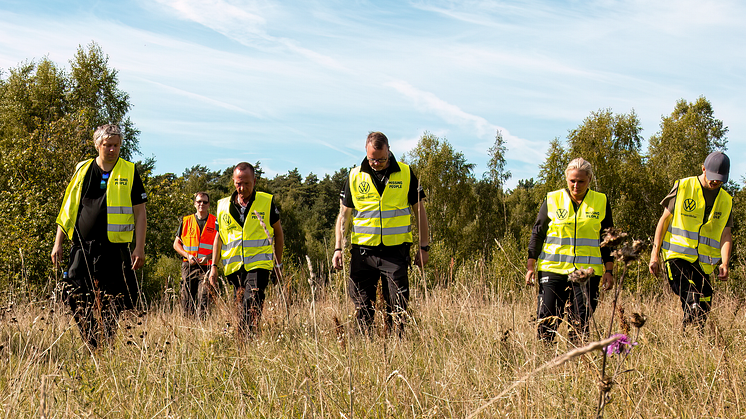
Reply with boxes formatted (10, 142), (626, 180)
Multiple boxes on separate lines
(180, 214), (217, 264)
(662, 176), (732, 275)
(217, 193), (274, 275)
(349, 162), (413, 246)
(56, 158), (136, 243)
(537, 189), (606, 275)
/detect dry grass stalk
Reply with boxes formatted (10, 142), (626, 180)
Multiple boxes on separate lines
(466, 335), (623, 419)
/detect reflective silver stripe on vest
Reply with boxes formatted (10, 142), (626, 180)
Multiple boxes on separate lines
(244, 253), (273, 264)
(108, 224), (134, 232)
(198, 243), (213, 251)
(108, 206), (134, 215)
(352, 225), (412, 235)
(223, 239), (242, 252)
(699, 236), (721, 248)
(699, 254), (721, 265)
(184, 245), (199, 252)
(243, 239), (271, 248)
(661, 241), (698, 257)
(544, 237), (599, 247)
(668, 226), (698, 240)
(354, 208), (412, 219)
(225, 254), (244, 266)
(538, 252), (603, 266)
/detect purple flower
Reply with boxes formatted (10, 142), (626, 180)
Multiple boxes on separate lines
(605, 334), (637, 356)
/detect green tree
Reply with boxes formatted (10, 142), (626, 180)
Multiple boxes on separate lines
(407, 132), (476, 262)
(68, 42), (140, 159)
(565, 109), (649, 237)
(647, 97), (728, 204)
(0, 44), (139, 289)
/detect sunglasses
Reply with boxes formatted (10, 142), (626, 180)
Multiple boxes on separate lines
(195, 200), (209, 205)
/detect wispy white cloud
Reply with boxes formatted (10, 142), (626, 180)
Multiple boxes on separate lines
(155, 0), (349, 71)
(386, 80), (497, 138)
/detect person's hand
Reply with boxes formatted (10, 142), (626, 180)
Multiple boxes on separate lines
(197, 255), (208, 265)
(602, 271), (614, 291)
(648, 255), (661, 277)
(332, 249), (344, 270)
(186, 254), (197, 265)
(209, 266), (219, 288)
(51, 241), (63, 267)
(718, 264), (729, 281)
(132, 247), (145, 270)
(525, 269), (535, 286)
(414, 249), (429, 268)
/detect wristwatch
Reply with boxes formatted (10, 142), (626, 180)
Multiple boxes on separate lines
(420, 245), (430, 252)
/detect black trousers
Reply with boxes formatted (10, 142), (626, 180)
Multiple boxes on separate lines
(62, 241), (139, 348)
(666, 258), (712, 328)
(227, 268), (270, 335)
(348, 245), (410, 335)
(536, 271), (600, 343)
(180, 261), (211, 317)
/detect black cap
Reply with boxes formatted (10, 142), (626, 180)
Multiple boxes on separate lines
(704, 152), (730, 183)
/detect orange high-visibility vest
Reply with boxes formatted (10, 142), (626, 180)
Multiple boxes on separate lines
(180, 214), (217, 264)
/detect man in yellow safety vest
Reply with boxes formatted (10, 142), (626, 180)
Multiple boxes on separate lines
(174, 192), (217, 317)
(51, 124), (147, 348)
(649, 152), (733, 331)
(209, 162), (284, 336)
(332, 132), (430, 336)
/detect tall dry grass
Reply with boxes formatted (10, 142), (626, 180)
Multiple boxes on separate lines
(1, 265), (746, 418)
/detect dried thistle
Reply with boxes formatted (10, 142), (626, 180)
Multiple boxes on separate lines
(333, 315), (347, 351)
(611, 239), (646, 265)
(600, 227), (628, 248)
(617, 305), (630, 336)
(597, 375), (614, 393)
(630, 312), (647, 329)
(568, 267), (595, 284)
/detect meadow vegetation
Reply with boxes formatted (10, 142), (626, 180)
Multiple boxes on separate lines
(2, 251), (746, 418)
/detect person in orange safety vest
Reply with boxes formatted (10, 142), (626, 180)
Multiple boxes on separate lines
(174, 192), (218, 317)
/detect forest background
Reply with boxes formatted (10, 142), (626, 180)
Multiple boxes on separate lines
(2, 43), (745, 300)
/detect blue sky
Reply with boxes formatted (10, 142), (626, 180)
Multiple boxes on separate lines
(1, 0), (744, 188)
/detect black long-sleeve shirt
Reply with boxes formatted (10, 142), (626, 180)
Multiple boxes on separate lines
(527, 190), (614, 263)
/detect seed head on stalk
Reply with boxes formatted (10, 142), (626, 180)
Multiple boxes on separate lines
(600, 227), (628, 248)
(568, 267), (595, 284)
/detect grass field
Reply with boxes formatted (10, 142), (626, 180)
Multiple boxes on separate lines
(2, 265), (746, 418)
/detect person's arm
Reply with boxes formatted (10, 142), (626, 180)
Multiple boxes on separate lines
(412, 199), (429, 267)
(649, 208), (672, 277)
(131, 203), (146, 270)
(332, 202), (353, 270)
(209, 233), (222, 287)
(173, 236), (198, 265)
(601, 199), (615, 290)
(526, 200), (549, 286)
(51, 225), (67, 267)
(272, 219), (284, 270)
(718, 227), (732, 281)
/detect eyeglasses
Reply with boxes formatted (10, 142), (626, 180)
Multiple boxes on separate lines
(100, 172), (110, 189)
(368, 157), (388, 164)
(195, 200), (209, 205)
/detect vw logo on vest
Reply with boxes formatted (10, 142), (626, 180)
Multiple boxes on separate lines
(683, 198), (696, 212)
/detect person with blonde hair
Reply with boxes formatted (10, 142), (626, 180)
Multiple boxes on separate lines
(51, 124), (147, 348)
(526, 158), (614, 343)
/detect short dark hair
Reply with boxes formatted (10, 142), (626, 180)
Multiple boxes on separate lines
(194, 191), (210, 203)
(233, 162), (255, 176)
(366, 132), (389, 150)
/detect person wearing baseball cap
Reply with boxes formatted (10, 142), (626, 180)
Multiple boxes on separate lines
(649, 151), (733, 332)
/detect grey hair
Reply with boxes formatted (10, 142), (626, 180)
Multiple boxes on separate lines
(565, 157), (594, 181)
(93, 124), (122, 149)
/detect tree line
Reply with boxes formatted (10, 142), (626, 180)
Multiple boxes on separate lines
(1, 43), (744, 299)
